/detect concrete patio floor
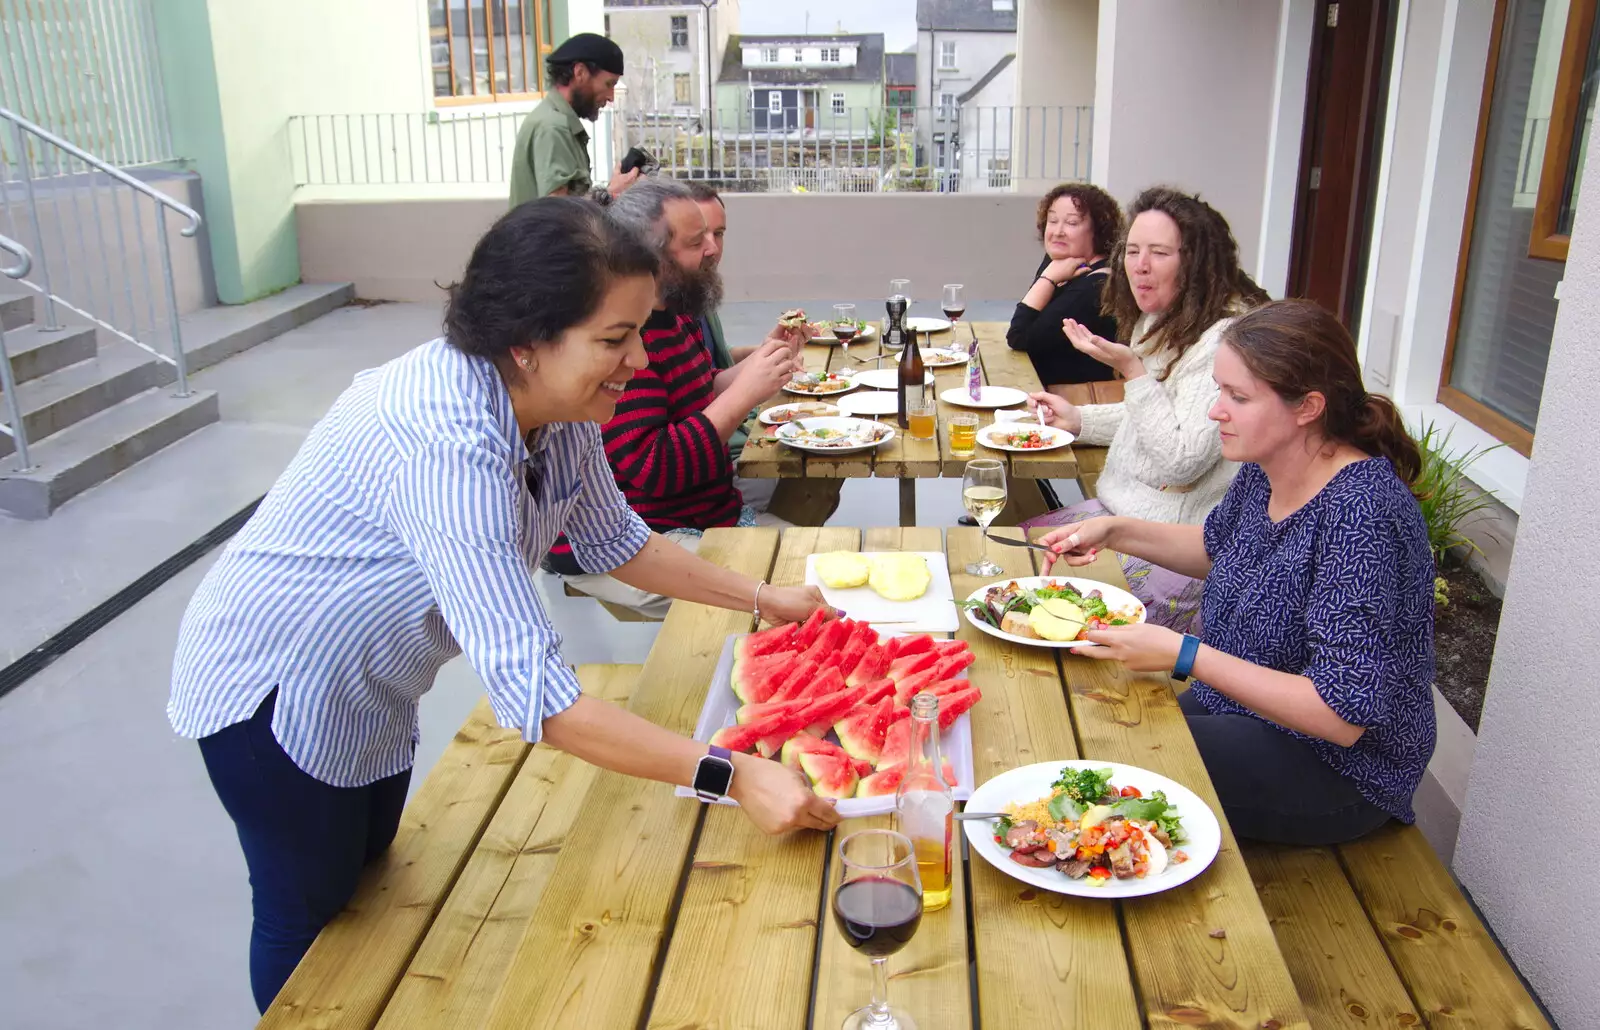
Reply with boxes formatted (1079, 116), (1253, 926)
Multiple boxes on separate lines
(0, 297), (1075, 1028)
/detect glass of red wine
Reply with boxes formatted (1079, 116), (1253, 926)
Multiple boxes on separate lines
(832, 829), (923, 1030)
(941, 284), (966, 337)
(833, 303), (860, 365)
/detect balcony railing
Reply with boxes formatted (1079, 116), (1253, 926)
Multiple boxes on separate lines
(288, 105), (1094, 195)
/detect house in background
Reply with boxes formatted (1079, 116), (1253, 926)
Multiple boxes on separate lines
(603, 0), (741, 114)
(715, 34), (887, 137)
(916, 0), (1017, 171)
(885, 50), (919, 125)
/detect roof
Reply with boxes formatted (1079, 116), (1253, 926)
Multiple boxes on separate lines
(916, 0), (1017, 32)
(885, 52), (917, 88)
(603, 0), (709, 7)
(957, 52), (1014, 102)
(718, 34), (887, 85)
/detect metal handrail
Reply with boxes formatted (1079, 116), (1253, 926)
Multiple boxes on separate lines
(0, 232), (36, 470)
(1, 108), (200, 236)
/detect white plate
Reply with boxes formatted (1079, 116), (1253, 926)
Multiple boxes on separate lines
(906, 316), (953, 333)
(776, 416), (896, 454)
(809, 323), (877, 342)
(979, 423), (1076, 453)
(852, 367), (934, 391)
(759, 401), (841, 425)
(677, 633), (976, 816)
(940, 385), (1031, 409)
(921, 347), (971, 368)
(838, 391), (901, 417)
(782, 375), (857, 397)
(963, 760), (1221, 898)
(804, 552), (960, 633)
(961, 576), (1147, 650)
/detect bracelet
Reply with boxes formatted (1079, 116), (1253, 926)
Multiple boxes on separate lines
(1036, 275), (1060, 288)
(1172, 633), (1201, 682)
(753, 581), (765, 623)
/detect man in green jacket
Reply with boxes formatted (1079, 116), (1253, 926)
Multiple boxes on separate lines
(509, 33), (640, 205)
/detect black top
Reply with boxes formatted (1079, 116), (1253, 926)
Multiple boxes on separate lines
(1007, 256), (1118, 387)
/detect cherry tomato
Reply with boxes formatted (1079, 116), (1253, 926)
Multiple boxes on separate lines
(1119, 785), (1141, 798)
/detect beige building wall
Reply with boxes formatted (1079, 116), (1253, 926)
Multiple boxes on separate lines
(1090, 0), (1282, 274)
(297, 193), (1042, 303)
(1013, 0), (1098, 194)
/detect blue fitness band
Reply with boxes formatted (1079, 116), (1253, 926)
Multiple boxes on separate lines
(1172, 634), (1201, 682)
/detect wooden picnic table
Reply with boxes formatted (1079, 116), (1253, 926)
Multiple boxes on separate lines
(737, 322), (1077, 525)
(263, 527), (1551, 1030)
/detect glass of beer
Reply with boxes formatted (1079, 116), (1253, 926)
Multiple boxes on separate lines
(948, 413), (979, 458)
(907, 400), (936, 440)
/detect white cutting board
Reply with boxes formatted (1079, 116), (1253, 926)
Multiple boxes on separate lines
(804, 551), (959, 633)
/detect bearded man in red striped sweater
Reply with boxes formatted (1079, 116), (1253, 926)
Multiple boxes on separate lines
(547, 179), (807, 618)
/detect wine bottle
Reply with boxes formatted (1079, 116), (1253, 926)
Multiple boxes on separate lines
(897, 328), (923, 429)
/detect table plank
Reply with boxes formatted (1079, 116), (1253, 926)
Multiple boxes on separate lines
(811, 527), (976, 1030)
(480, 529), (781, 1030)
(946, 527), (1144, 1029)
(1052, 543), (1311, 1030)
(1337, 824), (1552, 1029)
(645, 527), (859, 1030)
(1241, 843), (1423, 1030)
(800, 345), (879, 479)
(373, 665), (639, 1030)
(260, 699), (531, 1030)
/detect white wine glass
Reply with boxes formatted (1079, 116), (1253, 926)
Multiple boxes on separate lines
(962, 459), (1007, 576)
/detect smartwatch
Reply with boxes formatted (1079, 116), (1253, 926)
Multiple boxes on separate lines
(1172, 633), (1201, 682)
(693, 744), (736, 802)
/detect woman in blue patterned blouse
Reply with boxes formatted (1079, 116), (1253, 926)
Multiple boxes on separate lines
(1040, 300), (1436, 845)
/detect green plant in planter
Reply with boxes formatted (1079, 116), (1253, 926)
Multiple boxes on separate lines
(1413, 421), (1505, 605)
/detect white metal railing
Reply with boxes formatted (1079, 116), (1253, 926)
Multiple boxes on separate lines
(0, 0), (176, 177)
(288, 105), (1094, 194)
(0, 231), (34, 469)
(0, 106), (201, 394)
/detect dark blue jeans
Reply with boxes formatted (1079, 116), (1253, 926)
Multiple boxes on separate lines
(198, 691), (411, 1013)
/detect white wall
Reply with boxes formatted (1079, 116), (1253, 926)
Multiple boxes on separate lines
(1452, 143), (1600, 1030)
(1255, 0), (1315, 297)
(1014, 0), (1097, 193)
(1091, 0), (1281, 273)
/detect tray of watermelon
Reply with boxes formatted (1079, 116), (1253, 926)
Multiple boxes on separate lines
(675, 610), (981, 817)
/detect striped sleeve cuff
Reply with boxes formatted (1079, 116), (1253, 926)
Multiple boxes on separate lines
(570, 508), (651, 575)
(523, 650), (584, 742)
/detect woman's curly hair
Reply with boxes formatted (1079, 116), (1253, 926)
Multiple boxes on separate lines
(1103, 186), (1271, 377)
(1035, 183), (1123, 259)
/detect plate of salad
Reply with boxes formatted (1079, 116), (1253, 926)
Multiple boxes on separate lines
(784, 370), (858, 396)
(958, 576), (1145, 648)
(978, 423), (1076, 452)
(962, 760), (1220, 897)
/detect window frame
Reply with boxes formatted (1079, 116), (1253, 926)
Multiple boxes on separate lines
(822, 47), (841, 63)
(670, 14), (689, 50)
(432, 0), (552, 106)
(1527, 0), (1598, 260)
(673, 73), (692, 105)
(768, 91), (784, 114)
(939, 40), (958, 69)
(938, 92), (957, 119)
(831, 91), (847, 115)
(761, 47), (780, 63)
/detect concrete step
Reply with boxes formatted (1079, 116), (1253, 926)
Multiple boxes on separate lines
(0, 341), (164, 460)
(181, 282), (354, 374)
(1, 324), (98, 384)
(0, 385), (220, 519)
(1, 291), (32, 331)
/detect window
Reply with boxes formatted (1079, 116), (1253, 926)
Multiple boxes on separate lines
(987, 157), (1012, 189)
(793, 48), (805, 62)
(888, 86), (915, 111)
(761, 47), (780, 62)
(939, 40), (957, 69)
(822, 47), (841, 62)
(674, 73), (692, 105)
(768, 91), (784, 113)
(939, 92), (956, 119)
(429, 0), (552, 103)
(670, 15), (689, 49)
(934, 133), (948, 167)
(1443, 0), (1594, 453)
(831, 91), (846, 115)
(993, 0), (1015, 9)
(603, 14), (610, 35)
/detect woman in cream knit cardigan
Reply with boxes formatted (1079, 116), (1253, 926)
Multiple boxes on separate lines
(1024, 187), (1270, 632)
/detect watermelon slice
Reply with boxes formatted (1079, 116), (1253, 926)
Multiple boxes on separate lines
(762, 657), (820, 705)
(893, 652), (976, 705)
(830, 624), (875, 682)
(781, 733), (850, 772)
(835, 697), (894, 764)
(734, 695), (814, 726)
(845, 643), (891, 687)
(858, 677), (897, 707)
(932, 686), (981, 730)
(792, 608), (830, 650)
(856, 764), (904, 797)
(733, 622), (798, 669)
(782, 666), (846, 704)
(798, 751), (859, 799)
(885, 634), (933, 660)
(756, 682), (870, 757)
(713, 692), (826, 753)
(731, 653), (797, 703)
(887, 650), (941, 682)
(930, 639), (971, 658)
(799, 618), (853, 665)
(874, 722), (959, 785)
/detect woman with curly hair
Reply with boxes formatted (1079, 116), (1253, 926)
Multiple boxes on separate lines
(1023, 186), (1271, 633)
(1006, 183), (1124, 399)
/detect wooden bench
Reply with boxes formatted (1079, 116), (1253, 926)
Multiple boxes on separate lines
(1075, 442), (1108, 501)
(558, 581), (658, 622)
(258, 664), (639, 1030)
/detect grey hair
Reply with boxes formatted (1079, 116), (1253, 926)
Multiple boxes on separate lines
(605, 177), (697, 251)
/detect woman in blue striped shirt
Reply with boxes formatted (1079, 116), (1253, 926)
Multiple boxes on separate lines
(168, 198), (840, 1012)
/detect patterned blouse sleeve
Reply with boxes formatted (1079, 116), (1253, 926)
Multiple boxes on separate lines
(1203, 463), (1256, 558)
(1300, 503), (1407, 731)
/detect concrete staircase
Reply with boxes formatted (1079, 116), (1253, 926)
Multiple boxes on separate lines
(0, 282), (353, 518)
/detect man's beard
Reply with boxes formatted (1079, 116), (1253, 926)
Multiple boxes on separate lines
(570, 84), (601, 121)
(660, 260), (724, 317)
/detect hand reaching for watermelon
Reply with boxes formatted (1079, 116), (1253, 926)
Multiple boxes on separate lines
(759, 583), (842, 627)
(729, 752), (842, 833)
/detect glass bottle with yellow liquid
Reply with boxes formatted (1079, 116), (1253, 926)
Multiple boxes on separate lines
(894, 692), (954, 912)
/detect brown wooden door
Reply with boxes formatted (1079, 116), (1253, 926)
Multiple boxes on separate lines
(1287, 0), (1397, 326)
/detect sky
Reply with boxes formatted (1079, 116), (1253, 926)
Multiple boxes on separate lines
(736, 0), (919, 53)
